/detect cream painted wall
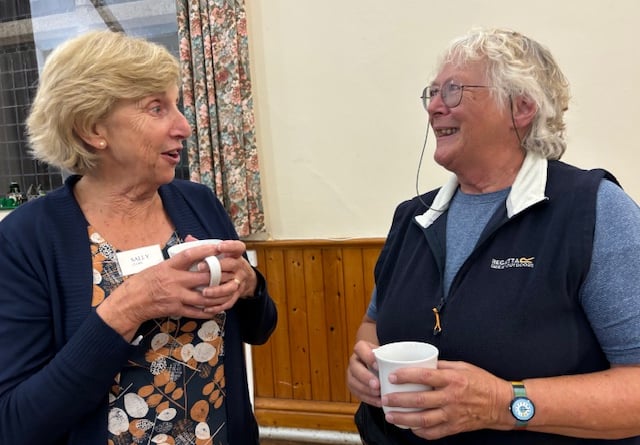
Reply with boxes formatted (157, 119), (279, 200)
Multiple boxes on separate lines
(245, 0), (640, 239)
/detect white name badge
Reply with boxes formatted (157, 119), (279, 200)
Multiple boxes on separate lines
(116, 244), (164, 277)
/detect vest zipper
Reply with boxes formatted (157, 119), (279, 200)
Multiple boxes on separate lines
(432, 298), (445, 335)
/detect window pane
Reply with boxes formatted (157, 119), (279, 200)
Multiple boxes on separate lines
(0, 0), (187, 200)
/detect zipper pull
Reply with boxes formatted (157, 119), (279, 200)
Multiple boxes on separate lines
(432, 304), (443, 336)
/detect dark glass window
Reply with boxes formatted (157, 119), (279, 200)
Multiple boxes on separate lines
(0, 38), (58, 197)
(0, 0), (188, 200)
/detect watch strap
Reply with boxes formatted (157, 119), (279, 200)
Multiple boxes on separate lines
(512, 381), (526, 398)
(511, 381), (530, 429)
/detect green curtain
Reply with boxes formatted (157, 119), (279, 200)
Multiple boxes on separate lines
(176, 0), (265, 237)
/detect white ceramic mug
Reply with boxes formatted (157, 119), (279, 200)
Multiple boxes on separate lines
(167, 239), (223, 288)
(373, 341), (439, 427)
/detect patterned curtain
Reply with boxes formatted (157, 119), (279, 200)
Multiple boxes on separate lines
(175, 0), (265, 237)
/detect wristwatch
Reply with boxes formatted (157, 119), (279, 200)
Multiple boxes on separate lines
(509, 381), (535, 429)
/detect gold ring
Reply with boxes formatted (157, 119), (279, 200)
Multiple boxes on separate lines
(233, 278), (241, 286)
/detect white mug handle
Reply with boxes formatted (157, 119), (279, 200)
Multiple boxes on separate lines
(204, 255), (222, 286)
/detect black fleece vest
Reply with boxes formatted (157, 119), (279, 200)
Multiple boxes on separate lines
(372, 161), (638, 444)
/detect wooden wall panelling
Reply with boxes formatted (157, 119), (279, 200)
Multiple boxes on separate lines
(247, 239), (384, 432)
(264, 248), (293, 399)
(352, 246), (380, 402)
(250, 248), (274, 398)
(321, 247), (349, 402)
(284, 248), (312, 400)
(342, 247), (368, 404)
(303, 248), (331, 401)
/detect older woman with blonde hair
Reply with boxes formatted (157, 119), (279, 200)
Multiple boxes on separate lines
(348, 27), (640, 444)
(0, 30), (276, 445)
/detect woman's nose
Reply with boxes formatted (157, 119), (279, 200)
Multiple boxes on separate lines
(173, 110), (192, 139)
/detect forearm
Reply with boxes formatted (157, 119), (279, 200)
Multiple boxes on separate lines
(517, 365), (640, 439)
(356, 315), (378, 345)
(96, 278), (144, 342)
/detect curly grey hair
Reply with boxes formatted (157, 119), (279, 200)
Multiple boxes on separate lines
(438, 27), (570, 160)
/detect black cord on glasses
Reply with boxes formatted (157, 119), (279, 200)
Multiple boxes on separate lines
(414, 120), (447, 213)
(415, 94), (522, 214)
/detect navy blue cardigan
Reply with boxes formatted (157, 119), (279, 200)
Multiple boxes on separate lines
(0, 176), (277, 444)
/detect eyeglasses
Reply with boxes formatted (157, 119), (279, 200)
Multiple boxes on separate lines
(420, 80), (491, 110)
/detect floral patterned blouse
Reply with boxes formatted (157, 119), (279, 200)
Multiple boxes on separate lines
(88, 227), (229, 445)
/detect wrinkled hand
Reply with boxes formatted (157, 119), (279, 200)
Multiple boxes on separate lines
(197, 237), (258, 314)
(382, 360), (510, 439)
(347, 340), (382, 407)
(96, 236), (257, 340)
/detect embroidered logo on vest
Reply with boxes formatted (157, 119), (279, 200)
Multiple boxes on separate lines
(490, 257), (535, 270)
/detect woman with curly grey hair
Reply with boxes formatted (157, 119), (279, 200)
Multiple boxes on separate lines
(348, 27), (640, 444)
(0, 30), (276, 445)
(442, 27), (570, 160)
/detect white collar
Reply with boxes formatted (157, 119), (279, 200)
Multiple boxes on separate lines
(415, 152), (548, 229)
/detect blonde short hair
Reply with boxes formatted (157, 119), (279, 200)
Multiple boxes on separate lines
(439, 27), (570, 160)
(26, 30), (181, 174)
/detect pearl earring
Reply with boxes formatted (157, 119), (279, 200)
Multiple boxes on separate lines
(99, 141), (106, 148)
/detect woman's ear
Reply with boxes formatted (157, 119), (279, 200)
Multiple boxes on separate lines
(75, 123), (107, 150)
(511, 95), (537, 130)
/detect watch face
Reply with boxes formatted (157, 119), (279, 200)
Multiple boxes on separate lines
(511, 397), (535, 421)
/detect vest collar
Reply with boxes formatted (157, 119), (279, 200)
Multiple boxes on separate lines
(415, 152), (548, 229)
